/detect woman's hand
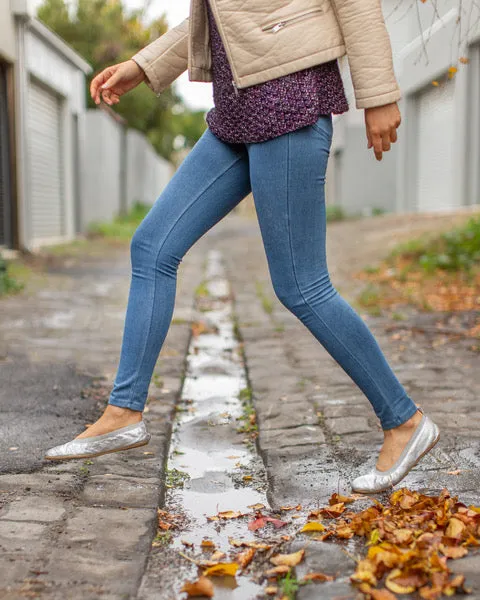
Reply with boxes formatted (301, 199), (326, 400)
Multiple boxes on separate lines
(90, 59), (147, 106)
(364, 103), (401, 161)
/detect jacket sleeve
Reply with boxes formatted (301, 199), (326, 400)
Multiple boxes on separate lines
(131, 18), (189, 96)
(330, 0), (401, 109)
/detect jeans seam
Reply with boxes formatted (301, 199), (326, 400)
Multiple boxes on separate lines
(284, 133), (406, 430)
(123, 153), (244, 410)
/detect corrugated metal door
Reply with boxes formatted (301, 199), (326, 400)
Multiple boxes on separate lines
(416, 79), (456, 212)
(0, 64), (12, 247)
(28, 80), (64, 241)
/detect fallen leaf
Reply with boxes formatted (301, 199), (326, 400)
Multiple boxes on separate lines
(302, 572), (335, 582)
(264, 565), (290, 576)
(180, 575), (214, 598)
(210, 550), (226, 561)
(201, 539), (216, 549)
(248, 515), (287, 531)
(237, 547), (256, 568)
(369, 588), (398, 600)
(181, 540), (194, 547)
(385, 568), (417, 594)
(247, 503), (265, 510)
(445, 517), (466, 539)
(329, 493), (356, 505)
(300, 521), (326, 533)
(270, 549), (305, 567)
(265, 586), (279, 595)
(203, 562), (239, 577)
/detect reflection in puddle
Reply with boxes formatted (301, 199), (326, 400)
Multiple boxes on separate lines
(165, 250), (266, 598)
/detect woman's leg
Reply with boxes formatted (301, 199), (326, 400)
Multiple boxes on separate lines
(78, 129), (250, 438)
(247, 115), (421, 470)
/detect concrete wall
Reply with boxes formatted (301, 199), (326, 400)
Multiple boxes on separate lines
(82, 111), (174, 230)
(0, 3), (17, 62)
(125, 129), (173, 210)
(81, 110), (125, 230)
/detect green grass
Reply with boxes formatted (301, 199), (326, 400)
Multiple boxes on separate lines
(87, 201), (151, 241)
(0, 254), (25, 297)
(389, 215), (480, 274)
(326, 205), (346, 222)
(278, 572), (301, 599)
(255, 280), (274, 314)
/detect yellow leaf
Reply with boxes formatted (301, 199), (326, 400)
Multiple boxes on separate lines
(385, 568), (416, 594)
(201, 539), (216, 548)
(445, 517), (466, 539)
(270, 549), (305, 567)
(180, 576), (214, 598)
(203, 562), (239, 577)
(300, 521), (326, 533)
(350, 559), (377, 586)
(432, 80), (439, 87)
(448, 66), (458, 74)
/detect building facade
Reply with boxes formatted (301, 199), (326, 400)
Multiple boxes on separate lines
(328, 0), (480, 216)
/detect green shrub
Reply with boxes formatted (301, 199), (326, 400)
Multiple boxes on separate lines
(390, 216), (480, 273)
(326, 205), (346, 222)
(0, 254), (24, 296)
(87, 201), (151, 240)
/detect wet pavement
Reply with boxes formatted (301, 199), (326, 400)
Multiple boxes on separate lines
(0, 209), (479, 599)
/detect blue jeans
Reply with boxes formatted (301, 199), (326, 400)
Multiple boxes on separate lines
(108, 114), (418, 430)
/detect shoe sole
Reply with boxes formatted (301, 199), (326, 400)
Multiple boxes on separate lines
(44, 438), (150, 461)
(354, 430), (441, 494)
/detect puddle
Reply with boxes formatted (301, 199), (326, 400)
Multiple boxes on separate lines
(164, 250), (267, 598)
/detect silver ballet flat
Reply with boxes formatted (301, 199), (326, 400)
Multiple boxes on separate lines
(44, 421), (151, 461)
(350, 408), (440, 494)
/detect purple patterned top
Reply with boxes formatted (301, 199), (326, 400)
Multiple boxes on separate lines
(204, 0), (349, 144)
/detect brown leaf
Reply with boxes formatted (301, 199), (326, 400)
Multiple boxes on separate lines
(237, 547), (256, 568)
(445, 517), (466, 539)
(264, 565), (290, 576)
(270, 549), (305, 567)
(369, 588), (398, 600)
(201, 539), (216, 549)
(210, 551), (226, 561)
(180, 576), (214, 598)
(329, 493), (356, 505)
(302, 572), (335, 582)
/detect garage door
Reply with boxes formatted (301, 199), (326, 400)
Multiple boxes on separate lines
(415, 78), (457, 212)
(28, 80), (64, 241)
(0, 64), (12, 247)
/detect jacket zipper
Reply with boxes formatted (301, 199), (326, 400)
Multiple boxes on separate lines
(261, 7), (324, 33)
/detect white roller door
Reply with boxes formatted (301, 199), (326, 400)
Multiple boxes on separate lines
(415, 78), (457, 212)
(28, 80), (64, 241)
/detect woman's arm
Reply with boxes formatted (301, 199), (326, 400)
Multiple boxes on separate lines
(330, 0), (401, 110)
(130, 18), (190, 96)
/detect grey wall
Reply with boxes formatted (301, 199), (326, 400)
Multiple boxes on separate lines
(82, 110), (174, 231)
(0, 4), (16, 62)
(330, 125), (398, 216)
(125, 129), (173, 210)
(82, 110), (124, 230)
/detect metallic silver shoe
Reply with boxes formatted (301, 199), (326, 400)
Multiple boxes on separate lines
(44, 421), (151, 461)
(350, 408), (440, 494)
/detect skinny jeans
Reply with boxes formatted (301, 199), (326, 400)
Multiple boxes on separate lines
(108, 114), (418, 430)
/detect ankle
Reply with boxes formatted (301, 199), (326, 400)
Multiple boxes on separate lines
(384, 409), (422, 436)
(104, 405), (143, 421)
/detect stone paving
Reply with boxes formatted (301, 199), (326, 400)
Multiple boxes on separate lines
(0, 238), (207, 599)
(0, 209), (479, 599)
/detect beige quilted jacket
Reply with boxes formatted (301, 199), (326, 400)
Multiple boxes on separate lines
(132, 0), (401, 110)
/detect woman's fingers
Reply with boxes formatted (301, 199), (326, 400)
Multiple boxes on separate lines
(90, 67), (113, 104)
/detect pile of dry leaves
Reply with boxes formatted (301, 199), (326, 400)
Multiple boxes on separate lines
(175, 488), (479, 599)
